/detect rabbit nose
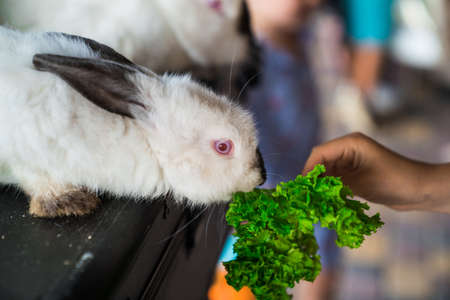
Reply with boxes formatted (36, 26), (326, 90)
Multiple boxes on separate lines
(256, 148), (267, 185)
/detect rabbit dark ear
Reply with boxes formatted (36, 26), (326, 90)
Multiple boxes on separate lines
(33, 54), (148, 119)
(47, 32), (136, 67)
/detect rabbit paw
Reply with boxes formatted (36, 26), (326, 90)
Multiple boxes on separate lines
(29, 187), (100, 218)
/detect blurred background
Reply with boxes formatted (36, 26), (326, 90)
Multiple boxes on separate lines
(1, 0), (449, 300)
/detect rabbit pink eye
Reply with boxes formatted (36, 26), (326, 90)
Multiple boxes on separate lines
(214, 140), (233, 155)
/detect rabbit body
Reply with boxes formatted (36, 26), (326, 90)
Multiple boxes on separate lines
(0, 28), (166, 209)
(0, 27), (265, 217)
(1, 0), (249, 72)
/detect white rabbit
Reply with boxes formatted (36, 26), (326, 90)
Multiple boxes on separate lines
(1, 0), (250, 73)
(0, 26), (266, 217)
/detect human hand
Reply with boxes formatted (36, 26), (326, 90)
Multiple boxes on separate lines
(303, 132), (449, 213)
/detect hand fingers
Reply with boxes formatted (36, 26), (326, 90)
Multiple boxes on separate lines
(302, 132), (367, 176)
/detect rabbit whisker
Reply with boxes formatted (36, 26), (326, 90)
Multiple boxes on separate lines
(233, 71), (261, 103)
(228, 43), (238, 97)
(157, 205), (208, 244)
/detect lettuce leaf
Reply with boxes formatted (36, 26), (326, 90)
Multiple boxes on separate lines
(224, 164), (383, 300)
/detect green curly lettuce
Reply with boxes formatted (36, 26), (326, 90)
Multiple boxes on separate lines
(223, 164), (383, 300)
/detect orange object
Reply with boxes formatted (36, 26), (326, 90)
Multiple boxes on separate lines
(208, 265), (255, 300)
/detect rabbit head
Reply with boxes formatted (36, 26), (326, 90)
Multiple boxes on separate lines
(139, 74), (266, 204)
(32, 35), (266, 205)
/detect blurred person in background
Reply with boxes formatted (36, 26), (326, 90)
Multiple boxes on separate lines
(342, 0), (396, 117)
(313, 0), (396, 137)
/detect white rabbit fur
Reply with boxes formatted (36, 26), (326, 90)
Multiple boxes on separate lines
(1, 0), (249, 72)
(0, 27), (265, 217)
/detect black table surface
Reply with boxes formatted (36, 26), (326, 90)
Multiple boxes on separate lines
(0, 186), (229, 300)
